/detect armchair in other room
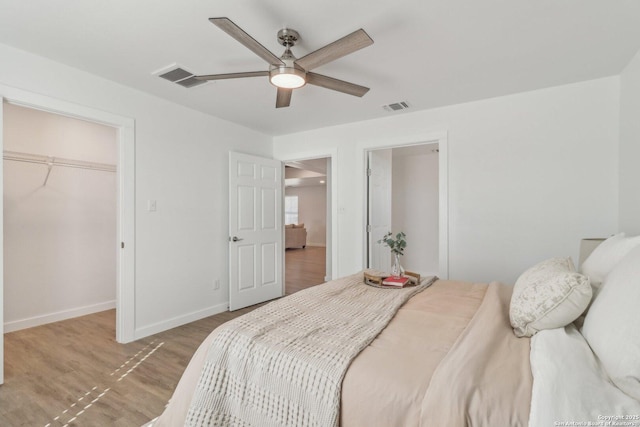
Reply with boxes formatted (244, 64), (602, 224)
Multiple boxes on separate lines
(285, 223), (307, 249)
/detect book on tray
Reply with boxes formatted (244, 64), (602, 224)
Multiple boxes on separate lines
(363, 271), (420, 288)
(382, 276), (410, 287)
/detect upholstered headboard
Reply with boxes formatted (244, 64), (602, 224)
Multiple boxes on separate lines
(578, 238), (606, 268)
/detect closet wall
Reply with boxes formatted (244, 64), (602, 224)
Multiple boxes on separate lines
(391, 145), (439, 276)
(3, 103), (117, 332)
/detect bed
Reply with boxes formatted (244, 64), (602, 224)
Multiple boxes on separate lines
(150, 235), (640, 427)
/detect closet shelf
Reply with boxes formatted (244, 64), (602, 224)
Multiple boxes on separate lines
(3, 150), (117, 173)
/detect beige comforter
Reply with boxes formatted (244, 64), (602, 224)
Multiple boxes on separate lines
(342, 280), (531, 426)
(153, 279), (531, 427)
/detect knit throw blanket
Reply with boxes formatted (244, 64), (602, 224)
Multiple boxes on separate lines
(186, 272), (436, 427)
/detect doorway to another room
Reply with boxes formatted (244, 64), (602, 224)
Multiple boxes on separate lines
(284, 158), (330, 295)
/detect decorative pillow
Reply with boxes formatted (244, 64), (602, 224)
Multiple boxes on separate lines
(285, 224), (294, 229)
(510, 257), (591, 338)
(580, 233), (640, 294)
(582, 245), (640, 401)
(293, 223), (305, 228)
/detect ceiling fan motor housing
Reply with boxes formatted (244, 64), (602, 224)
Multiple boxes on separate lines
(277, 28), (300, 47)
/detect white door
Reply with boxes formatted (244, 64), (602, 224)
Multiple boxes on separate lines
(367, 149), (393, 271)
(229, 152), (283, 310)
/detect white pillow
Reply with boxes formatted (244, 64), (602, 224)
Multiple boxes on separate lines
(510, 257), (591, 338)
(580, 233), (640, 293)
(529, 325), (640, 427)
(582, 245), (640, 401)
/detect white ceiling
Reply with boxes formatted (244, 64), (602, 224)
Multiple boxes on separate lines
(286, 159), (328, 175)
(1, 0), (639, 136)
(285, 159), (328, 188)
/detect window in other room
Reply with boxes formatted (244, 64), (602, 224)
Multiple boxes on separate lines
(285, 195), (299, 225)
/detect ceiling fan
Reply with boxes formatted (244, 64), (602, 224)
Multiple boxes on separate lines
(195, 18), (374, 108)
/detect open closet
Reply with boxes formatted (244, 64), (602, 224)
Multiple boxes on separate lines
(3, 102), (117, 333)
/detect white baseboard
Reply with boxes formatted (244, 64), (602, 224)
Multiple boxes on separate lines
(134, 302), (229, 340)
(4, 300), (116, 333)
(306, 243), (326, 247)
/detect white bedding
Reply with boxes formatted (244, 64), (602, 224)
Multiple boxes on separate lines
(529, 324), (640, 427)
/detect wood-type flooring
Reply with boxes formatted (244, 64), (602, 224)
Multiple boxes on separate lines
(284, 245), (326, 295)
(0, 246), (326, 426)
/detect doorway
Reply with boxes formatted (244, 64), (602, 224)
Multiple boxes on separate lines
(3, 103), (117, 333)
(284, 157), (331, 294)
(366, 143), (444, 277)
(0, 87), (135, 384)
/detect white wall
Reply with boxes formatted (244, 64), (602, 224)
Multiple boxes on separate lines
(619, 47), (640, 235)
(285, 185), (327, 246)
(0, 43), (272, 337)
(274, 77), (620, 284)
(0, 38), (626, 337)
(392, 146), (439, 276)
(3, 104), (117, 331)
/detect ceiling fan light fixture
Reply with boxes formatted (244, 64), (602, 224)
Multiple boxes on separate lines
(197, 18), (374, 108)
(270, 67), (306, 89)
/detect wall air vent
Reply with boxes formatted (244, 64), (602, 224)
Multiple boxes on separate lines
(382, 101), (410, 112)
(153, 64), (208, 88)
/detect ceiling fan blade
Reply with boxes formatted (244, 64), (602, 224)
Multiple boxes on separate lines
(276, 88), (292, 108)
(195, 71), (269, 81)
(295, 29), (373, 71)
(306, 73), (370, 97)
(209, 17), (284, 67)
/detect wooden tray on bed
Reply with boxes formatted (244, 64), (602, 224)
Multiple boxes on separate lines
(364, 271), (421, 288)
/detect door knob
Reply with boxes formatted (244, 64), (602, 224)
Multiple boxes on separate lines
(231, 236), (243, 242)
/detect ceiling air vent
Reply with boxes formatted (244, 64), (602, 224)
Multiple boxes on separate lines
(382, 101), (410, 112)
(153, 64), (208, 88)
(175, 76), (208, 88)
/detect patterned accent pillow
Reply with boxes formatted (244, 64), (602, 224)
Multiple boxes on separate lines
(510, 257), (592, 338)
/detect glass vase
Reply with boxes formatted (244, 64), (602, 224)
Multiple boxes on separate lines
(391, 253), (405, 278)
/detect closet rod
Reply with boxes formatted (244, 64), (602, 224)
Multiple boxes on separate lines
(2, 150), (116, 173)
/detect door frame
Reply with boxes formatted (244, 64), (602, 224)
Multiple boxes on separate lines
(277, 149), (338, 281)
(366, 149), (393, 271)
(1, 85), (136, 383)
(362, 135), (449, 279)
